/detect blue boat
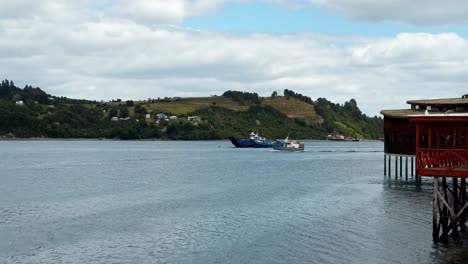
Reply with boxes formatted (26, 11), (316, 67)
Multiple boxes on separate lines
(229, 132), (273, 148)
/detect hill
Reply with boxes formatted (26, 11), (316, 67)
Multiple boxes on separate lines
(0, 79), (383, 140)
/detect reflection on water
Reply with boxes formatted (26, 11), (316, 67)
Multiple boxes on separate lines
(0, 140), (466, 263)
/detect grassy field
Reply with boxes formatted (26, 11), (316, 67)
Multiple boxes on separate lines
(140, 97), (249, 115)
(144, 96), (317, 119)
(105, 96), (319, 119)
(261, 97), (317, 119)
(119, 96), (318, 118)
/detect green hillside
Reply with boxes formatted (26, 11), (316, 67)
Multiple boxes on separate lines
(0, 79), (383, 140)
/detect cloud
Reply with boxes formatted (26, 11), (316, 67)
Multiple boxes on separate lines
(1, 1), (468, 116)
(3, 0), (468, 27)
(108, 0), (309, 24)
(311, 0), (468, 26)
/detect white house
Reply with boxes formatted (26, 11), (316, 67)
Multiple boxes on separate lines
(111, 117), (119, 122)
(169, 116), (177, 120)
(15, 101), (24, 106)
(156, 113), (168, 120)
(145, 114), (151, 119)
(188, 116), (202, 122)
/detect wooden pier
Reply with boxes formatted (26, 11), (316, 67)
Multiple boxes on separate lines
(411, 115), (468, 243)
(382, 96), (468, 243)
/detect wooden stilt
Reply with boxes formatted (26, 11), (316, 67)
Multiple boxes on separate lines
(433, 177), (439, 242)
(395, 155), (398, 180)
(384, 154), (387, 176)
(400, 156), (403, 177)
(452, 178), (459, 238)
(432, 176), (468, 243)
(461, 178), (467, 232)
(388, 155), (391, 177)
(440, 177), (448, 242)
(411, 157), (414, 177)
(405, 156), (408, 181)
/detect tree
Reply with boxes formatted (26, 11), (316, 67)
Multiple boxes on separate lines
(134, 104), (147, 115)
(120, 106), (129, 118)
(126, 100), (134, 107)
(271, 91), (278, 97)
(109, 107), (118, 118)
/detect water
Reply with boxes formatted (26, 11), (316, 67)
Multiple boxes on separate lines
(0, 140), (462, 263)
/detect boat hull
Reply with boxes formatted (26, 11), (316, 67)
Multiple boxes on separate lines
(229, 137), (272, 148)
(273, 145), (304, 152)
(272, 139), (304, 151)
(273, 146), (304, 151)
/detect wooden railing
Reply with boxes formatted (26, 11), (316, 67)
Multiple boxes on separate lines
(417, 148), (468, 169)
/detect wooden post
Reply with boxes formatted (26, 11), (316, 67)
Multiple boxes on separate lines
(433, 177), (439, 242)
(416, 123), (420, 150)
(400, 156), (403, 177)
(388, 155), (391, 177)
(405, 157), (408, 181)
(461, 178), (467, 232)
(415, 123), (420, 182)
(452, 177), (459, 238)
(384, 154), (387, 176)
(395, 155), (398, 179)
(411, 157), (414, 177)
(441, 177), (448, 243)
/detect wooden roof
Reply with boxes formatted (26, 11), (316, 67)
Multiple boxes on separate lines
(407, 97), (468, 106)
(380, 109), (445, 119)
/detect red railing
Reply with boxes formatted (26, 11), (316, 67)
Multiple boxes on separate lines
(417, 148), (468, 169)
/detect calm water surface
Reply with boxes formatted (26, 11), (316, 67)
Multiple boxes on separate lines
(0, 140), (463, 263)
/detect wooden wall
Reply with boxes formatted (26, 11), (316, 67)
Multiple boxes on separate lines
(384, 117), (416, 155)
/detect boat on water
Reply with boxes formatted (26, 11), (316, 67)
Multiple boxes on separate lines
(273, 136), (304, 152)
(229, 132), (273, 148)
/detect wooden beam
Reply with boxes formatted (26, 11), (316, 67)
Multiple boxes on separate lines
(418, 169), (468, 178)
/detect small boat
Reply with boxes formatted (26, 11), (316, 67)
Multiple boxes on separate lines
(229, 132), (273, 148)
(273, 136), (304, 151)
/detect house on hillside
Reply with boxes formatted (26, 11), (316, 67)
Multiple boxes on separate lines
(169, 116), (177, 120)
(327, 134), (345, 141)
(15, 101), (24, 106)
(156, 113), (168, 120)
(188, 116), (202, 122)
(111, 117), (119, 122)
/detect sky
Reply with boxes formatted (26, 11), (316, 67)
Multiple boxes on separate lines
(2, 0), (468, 116)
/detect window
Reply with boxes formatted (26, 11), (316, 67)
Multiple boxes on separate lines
(415, 105), (420, 110)
(427, 106), (432, 111)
